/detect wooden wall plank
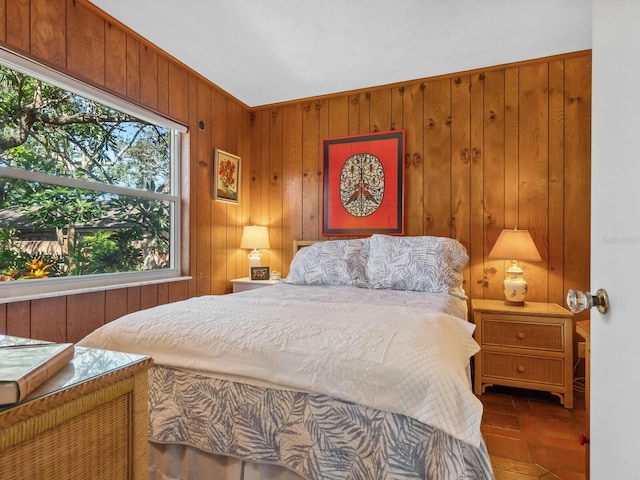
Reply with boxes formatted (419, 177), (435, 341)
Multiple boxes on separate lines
(168, 280), (188, 304)
(518, 63), (549, 302)
(127, 285), (141, 313)
(348, 94), (360, 135)
(168, 61), (189, 124)
(66, 0), (105, 87)
(0, 0), (7, 44)
(157, 55), (170, 115)
(186, 73), (198, 298)
(196, 80), (212, 295)
(140, 284), (158, 310)
(450, 75), (471, 241)
(67, 291), (105, 342)
(328, 97), (349, 139)
(391, 87), (404, 133)
(6, 301), (30, 338)
(139, 44), (158, 110)
(31, 0), (65, 69)
(301, 101), (321, 240)
(224, 99), (241, 282)
(469, 73), (485, 301)
(403, 83), (424, 236)
(282, 104), (303, 264)
(356, 92), (369, 133)
(423, 78), (451, 238)
(564, 55), (592, 317)
(210, 90), (228, 292)
(0, 304), (6, 334)
(31, 297), (66, 342)
(105, 288), (128, 323)
(483, 70), (507, 300)
(316, 99), (329, 245)
(268, 107), (284, 273)
(126, 35), (140, 102)
(257, 109), (271, 233)
(548, 59), (566, 305)
(6, 0), (30, 53)
(368, 88), (391, 133)
(157, 281), (169, 306)
(222, 100), (241, 288)
(105, 22), (127, 96)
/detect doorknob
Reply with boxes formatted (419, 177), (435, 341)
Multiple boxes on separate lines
(566, 288), (610, 314)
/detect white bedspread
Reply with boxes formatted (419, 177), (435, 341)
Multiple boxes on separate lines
(79, 284), (483, 447)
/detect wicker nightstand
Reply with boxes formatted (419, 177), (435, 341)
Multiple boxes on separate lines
(0, 344), (152, 480)
(471, 299), (574, 408)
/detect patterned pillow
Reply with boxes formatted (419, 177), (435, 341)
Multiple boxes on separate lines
(365, 234), (468, 298)
(284, 239), (369, 287)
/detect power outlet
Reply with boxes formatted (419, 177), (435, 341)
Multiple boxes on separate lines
(578, 341), (586, 359)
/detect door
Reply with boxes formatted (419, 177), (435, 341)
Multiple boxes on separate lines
(591, 1), (640, 477)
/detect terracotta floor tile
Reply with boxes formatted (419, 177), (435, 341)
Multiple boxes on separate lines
(479, 387), (586, 479)
(482, 410), (521, 431)
(484, 433), (532, 463)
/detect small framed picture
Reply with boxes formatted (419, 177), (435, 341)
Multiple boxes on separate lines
(214, 149), (240, 204)
(251, 266), (270, 281)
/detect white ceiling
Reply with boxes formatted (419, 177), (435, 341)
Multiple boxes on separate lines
(88, 0), (592, 108)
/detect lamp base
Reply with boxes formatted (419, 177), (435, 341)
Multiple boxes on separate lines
(502, 264), (528, 305)
(248, 249), (262, 277)
(504, 299), (525, 306)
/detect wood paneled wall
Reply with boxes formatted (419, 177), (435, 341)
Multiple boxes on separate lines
(248, 52), (592, 313)
(0, 0), (591, 344)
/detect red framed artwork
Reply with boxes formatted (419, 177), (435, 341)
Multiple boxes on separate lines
(323, 130), (405, 235)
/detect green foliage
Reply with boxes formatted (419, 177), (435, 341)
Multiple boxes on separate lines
(0, 63), (173, 279)
(69, 231), (142, 275)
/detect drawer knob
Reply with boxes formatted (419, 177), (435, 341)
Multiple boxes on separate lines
(517, 365), (525, 373)
(517, 332), (525, 339)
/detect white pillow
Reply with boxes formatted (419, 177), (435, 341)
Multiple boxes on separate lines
(365, 234), (468, 298)
(284, 239), (369, 287)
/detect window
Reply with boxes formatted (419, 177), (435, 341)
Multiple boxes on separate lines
(0, 48), (187, 300)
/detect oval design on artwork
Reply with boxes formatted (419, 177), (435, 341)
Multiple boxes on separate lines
(339, 153), (385, 217)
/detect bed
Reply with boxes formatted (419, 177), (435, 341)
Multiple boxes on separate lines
(78, 234), (495, 480)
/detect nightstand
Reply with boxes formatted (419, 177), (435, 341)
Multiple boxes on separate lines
(0, 343), (152, 479)
(232, 276), (280, 293)
(471, 299), (574, 408)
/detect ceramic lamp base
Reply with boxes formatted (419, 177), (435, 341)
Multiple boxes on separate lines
(503, 265), (528, 305)
(248, 249), (262, 276)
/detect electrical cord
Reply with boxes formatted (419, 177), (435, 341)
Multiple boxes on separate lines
(573, 356), (586, 393)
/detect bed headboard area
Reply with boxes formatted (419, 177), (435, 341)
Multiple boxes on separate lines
(292, 239), (323, 252)
(288, 236), (469, 300)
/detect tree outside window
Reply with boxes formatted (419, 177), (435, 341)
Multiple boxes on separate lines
(0, 59), (180, 291)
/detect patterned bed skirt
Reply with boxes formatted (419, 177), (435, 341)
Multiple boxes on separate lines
(148, 366), (494, 480)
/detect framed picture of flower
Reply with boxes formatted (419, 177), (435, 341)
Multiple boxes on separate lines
(214, 149), (241, 204)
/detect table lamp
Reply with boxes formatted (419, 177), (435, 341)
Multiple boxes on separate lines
(240, 225), (270, 276)
(488, 228), (542, 305)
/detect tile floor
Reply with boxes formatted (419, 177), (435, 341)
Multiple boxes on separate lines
(479, 386), (587, 480)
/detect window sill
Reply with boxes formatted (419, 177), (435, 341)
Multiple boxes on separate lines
(0, 276), (192, 305)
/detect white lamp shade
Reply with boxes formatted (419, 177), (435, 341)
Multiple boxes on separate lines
(488, 228), (542, 262)
(240, 225), (270, 250)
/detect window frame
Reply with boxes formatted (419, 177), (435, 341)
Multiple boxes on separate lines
(0, 48), (189, 302)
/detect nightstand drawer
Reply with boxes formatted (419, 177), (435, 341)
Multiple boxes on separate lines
(481, 351), (565, 385)
(482, 318), (563, 351)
